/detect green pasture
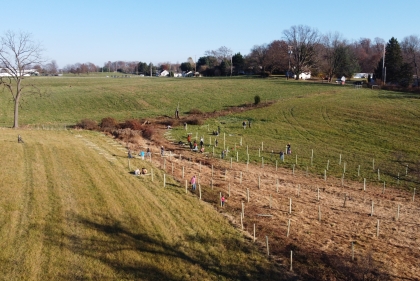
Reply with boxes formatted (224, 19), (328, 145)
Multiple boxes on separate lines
(1, 75), (419, 190)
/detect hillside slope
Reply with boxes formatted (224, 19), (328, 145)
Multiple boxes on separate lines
(0, 128), (291, 280)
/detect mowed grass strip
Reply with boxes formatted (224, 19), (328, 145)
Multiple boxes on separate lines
(0, 129), (286, 280)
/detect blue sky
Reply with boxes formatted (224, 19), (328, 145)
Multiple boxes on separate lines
(3, 0), (419, 68)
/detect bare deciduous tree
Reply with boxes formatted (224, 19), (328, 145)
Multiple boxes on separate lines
(0, 31), (45, 128)
(320, 32), (345, 82)
(283, 25), (321, 79)
(401, 35), (420, 87)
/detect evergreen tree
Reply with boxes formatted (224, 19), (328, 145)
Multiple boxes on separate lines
(375, 37), (404, 83)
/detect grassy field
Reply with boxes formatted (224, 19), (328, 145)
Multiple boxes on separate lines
(175, 89), (420, 188)
(1, 75), (419, 189)
(0, 128), (287, 280)
(1, 75), (419, 279)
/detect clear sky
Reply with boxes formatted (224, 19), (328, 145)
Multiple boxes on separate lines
(3, 0), (419, 68)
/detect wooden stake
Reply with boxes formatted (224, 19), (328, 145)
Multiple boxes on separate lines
(236, 151), (239, 162)
(363, 178), (366, 191)
(358, 165), (360, 177)
(163, 174), (166, 187)
(290, 251), (293, 271)
(371, 200), (374, 216)
(261, 142), (264, 151)
(327, 159), (329, 170)
(287, 219), (291, 237)
(318, 205), (321, 222)
(339, 154), (342, 165)
(240, 172), (242, 184)
(269, 194), (272, 209)
(258, 148), (261, 157)
(240, 213), (243, 230)
(378, 169), (380, 181)
(253, 223), (256, 242)
(242, 201), (245, 217)
(247, 188), (250, 203)
(343, 194), (347, 207)
(377, 219), (380, 237)
(289, 198), (292, 214)
(266, 236), (269, 256)
(413, 188), (416, 202)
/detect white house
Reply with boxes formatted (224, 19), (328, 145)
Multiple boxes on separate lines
(160, 70), (169, 77)
(0, 68), (39, 77)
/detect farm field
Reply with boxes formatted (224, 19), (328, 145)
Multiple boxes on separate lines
(1, 75), (419, 280)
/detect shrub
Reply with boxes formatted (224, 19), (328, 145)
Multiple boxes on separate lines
(100, 117), (118, 131)
(142, 126), (155, 140)
(121, 119), (143, 130)
(254, 95), (261, 105)
(77, 119), (98, 130)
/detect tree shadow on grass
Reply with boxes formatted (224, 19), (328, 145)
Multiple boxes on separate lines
(48, 212), (296, 280)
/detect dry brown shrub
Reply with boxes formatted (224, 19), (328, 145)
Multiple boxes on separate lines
(100, 117), (119, 131)
(142, 126), (155, 140)
(77, 119), (98, 130)
(121, 119), (143, 130)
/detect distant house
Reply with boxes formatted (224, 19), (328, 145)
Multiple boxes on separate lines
(160, 70), (169, 77)
(0, 68), (39, 77)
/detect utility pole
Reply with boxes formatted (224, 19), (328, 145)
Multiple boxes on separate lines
(382, 44), (386, 84)
(287, 46), (293, 80)
(230, 54), (233, 77)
